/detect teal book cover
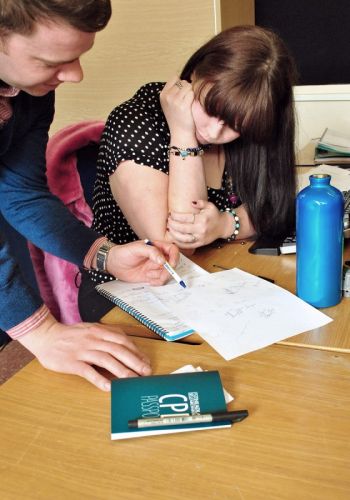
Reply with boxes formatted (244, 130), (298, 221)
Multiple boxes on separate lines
(111, 370), (231, 440)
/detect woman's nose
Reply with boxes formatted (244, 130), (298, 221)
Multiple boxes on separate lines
(208, 118), (224, 139)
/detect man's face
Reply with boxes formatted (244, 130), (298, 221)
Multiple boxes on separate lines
(0, 19), (95, 96)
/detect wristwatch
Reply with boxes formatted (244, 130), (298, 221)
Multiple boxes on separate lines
(96, 240), (115, 273)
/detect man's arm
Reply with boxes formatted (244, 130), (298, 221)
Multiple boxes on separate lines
(0, 92), (179, 389)
(0, 91), (98, 265)
(3, 238), (178, 390)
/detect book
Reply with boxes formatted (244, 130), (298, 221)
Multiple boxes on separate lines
(314, 128), (350, 165)
(111, 370), (232, 440)
(96, 253), (208, 341)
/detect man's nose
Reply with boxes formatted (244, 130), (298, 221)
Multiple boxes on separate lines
(57, 59), (84, 84)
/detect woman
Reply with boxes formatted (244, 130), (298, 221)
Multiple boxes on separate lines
(79, 25), (297, 321)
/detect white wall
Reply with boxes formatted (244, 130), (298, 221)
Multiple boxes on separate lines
(294, 84), (350, 165)
(51, 0), (221, 134)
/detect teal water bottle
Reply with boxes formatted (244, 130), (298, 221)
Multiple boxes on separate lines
(296, 174), (344, 308)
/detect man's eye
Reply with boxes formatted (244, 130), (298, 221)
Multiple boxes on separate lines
(41, 62), (59, 69)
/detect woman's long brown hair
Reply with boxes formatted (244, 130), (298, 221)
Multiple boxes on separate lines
(181, 25), (298, 237)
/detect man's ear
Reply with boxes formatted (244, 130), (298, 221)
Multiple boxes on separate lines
(0, 32), (9, 53)
(0, 36), (5, 53)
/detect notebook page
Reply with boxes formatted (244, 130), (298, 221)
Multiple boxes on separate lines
(96, 254), (208, 338)
(149, 268), (332, 360)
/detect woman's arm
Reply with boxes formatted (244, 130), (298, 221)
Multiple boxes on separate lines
(160, 76), (207, 213)
(110, 161), (171, 241)
(110, 77), (208, 244)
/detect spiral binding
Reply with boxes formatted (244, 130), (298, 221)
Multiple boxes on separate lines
(97, 288), (170, 339)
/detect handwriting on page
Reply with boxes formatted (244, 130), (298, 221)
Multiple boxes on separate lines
(97, 254), (208, 338)
(150, 268), (332, 360)
(173, 253), (209, 282)
(114, 285), (192, 335)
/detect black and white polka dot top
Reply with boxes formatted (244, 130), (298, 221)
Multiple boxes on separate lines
(90, 82), (229, 284)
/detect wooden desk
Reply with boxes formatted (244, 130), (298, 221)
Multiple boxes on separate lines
(0, 339), (349, 499)
(102, 239), (350, 353)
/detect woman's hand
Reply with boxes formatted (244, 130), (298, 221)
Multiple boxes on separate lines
(167, 200), (228, 248)
(168, 200), (257, 249)
(160, 76), (196, 139)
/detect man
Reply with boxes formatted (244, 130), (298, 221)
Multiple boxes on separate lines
(0, 0), (178, 390)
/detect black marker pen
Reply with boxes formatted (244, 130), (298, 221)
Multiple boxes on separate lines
(128, 410), (249, 428)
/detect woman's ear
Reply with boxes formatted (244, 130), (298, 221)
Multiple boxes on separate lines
(189, 71), (197, 84)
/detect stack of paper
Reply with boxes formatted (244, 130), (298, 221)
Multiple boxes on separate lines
(314, 128), (350, 165)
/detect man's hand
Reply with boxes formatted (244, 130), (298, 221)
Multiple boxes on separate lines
(18, 314), (152, 391)
(106, 239), (179, 285)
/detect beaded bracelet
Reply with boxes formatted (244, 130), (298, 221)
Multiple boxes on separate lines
(224, 207), (240, 242)
(168, 145), (206, 160)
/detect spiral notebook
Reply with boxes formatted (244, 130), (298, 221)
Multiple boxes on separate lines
(96, 254), (208, 341)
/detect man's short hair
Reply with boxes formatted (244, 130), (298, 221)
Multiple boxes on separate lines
(0, 0), (112, 36)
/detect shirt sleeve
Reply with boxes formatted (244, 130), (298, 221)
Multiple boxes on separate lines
(98, 83), (170, 178)
(6, 305), (50, 339)
(0, 233), (44, 331)
(0, 91), (101, 331)
(0, 91), (100, 266)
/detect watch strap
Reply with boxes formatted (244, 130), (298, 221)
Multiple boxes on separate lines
(96, 240), (115, 273)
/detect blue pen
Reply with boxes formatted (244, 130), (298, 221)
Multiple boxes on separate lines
(144, 239), (187, 289)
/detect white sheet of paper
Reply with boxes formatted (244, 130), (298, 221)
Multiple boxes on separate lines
(298, 164), (350, 192)
(319, 128), (350, 151)
(171, 365), (234, 403)
(150, 268), (332, 361)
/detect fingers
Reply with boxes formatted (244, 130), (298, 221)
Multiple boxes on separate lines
(71, 361), (113, 392)
(169, 212), (197, 224)
(127, 240), (166, 266)
(30, 320), (153, 391)
(192, 199), (208, 210)
(71, 349), (149, 393)
(161, 75), (194, 108)
(70, 332), (152, 391)
(163, 75), (191, 94)
(168, 217), (198, 235)
(145, 240), (179, 267)
(142, 261), (173, 285)
(89, 326), (152, 372)
(169, 200), (208, 223)
(88, 324), (151, 365)
(162, 75), (180, 92)
(167, 207), (209, 248)
(167, 228), (201, 247)
(82, 340), (151, 377)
